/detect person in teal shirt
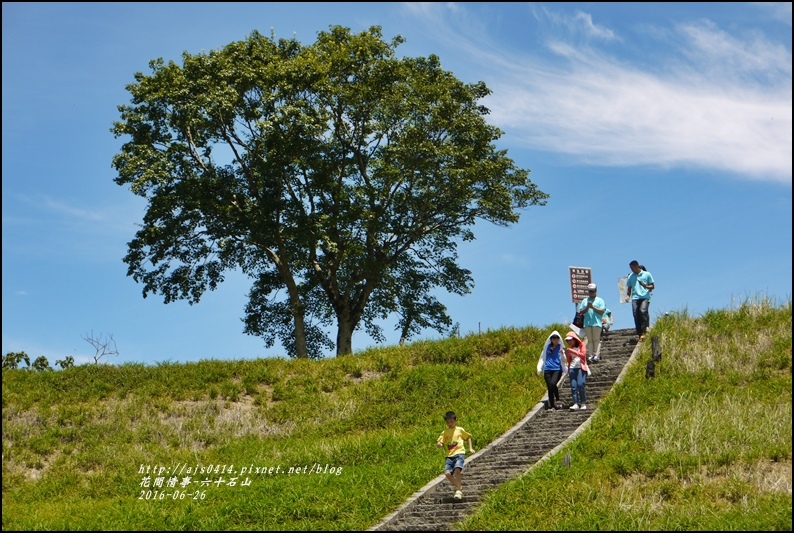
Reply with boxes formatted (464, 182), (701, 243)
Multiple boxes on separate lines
(639, 266), (651, 303)
(626, 260), (655, 341)
(597, 307), (614, 355)
(601, 308), (613, 331)
(578, 283), (606, 362)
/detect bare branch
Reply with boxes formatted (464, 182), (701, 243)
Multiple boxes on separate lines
(81, 330), (120, 364)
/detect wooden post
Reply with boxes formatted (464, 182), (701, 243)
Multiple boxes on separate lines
(652, 336), (662, 362)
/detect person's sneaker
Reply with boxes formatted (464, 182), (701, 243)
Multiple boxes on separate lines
(454, 490), (463, 500)
(555, 404), (564, 410)
(593, 355), (601, 362)
(579, 404), (587, 410)
(569, 403), (579, 410)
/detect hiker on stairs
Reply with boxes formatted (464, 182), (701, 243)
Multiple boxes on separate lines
(578, 282), (606, 363)
(564, 331), (591, 410)
(436, 411), (475, 501)
(537, 330), (568, 410)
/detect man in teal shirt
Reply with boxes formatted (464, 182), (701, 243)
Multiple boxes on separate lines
(626, 260), (655, 341)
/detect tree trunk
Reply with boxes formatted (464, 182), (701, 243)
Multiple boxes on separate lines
(336, 315), (354, 356)
(399, 316), (412, 346)
(292, 300), (309, 358)
(265, 245), (309, 358)
(330, 279), (376, 356)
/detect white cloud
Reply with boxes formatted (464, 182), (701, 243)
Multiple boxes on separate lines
(485, 19), (792, 183)
(675, 20), (791, 84)
(753, 2), (793, 26)
(573, 11), (617, 40)
(41, 196), (104, 222)
(404, 5), (792, 184)
(3, 193), (143, 263)
(499, 253), (528, 266)
(527, 5), (620, 42)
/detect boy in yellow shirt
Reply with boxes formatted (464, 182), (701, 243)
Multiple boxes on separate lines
(436, 411), (475, 500)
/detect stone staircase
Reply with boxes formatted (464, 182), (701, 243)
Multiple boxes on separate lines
(370, 328), (640, 531)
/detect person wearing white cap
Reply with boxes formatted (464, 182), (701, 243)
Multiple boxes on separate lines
(577, 282), (606, 362)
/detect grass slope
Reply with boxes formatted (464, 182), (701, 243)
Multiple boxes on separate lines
(2, 298), (791, 530)
(461, 299), (792, 531)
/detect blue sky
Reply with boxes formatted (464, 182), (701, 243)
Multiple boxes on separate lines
(2, 2), (791, 366)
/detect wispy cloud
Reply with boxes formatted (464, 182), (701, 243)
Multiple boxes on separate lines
(531, 6), (619, 41)
(6, 194), (105, 224)
(406, 3), (792, 184)
(754, 2), (793, 26)
(3, 193), (142, 262)
(675, 19), (791, 84)
(40, 196), (105, 222)
(8, 193), (142, 231)
(572, 11), (617, 40)
(499, 253), (528, 267)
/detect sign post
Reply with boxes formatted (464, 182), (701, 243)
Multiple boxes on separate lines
(569, 266), (592, 334)
(569, 266), (592, 304)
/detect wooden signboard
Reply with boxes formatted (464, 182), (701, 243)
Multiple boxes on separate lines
(569, 266), (592, 304)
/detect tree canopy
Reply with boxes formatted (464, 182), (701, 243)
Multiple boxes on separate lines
(111, 25), (548, 358)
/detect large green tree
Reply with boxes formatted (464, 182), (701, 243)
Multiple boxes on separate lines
(112, 25), (548, 358)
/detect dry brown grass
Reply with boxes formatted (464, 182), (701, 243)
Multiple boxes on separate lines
(614, 459), (791, 516)
(633, 391), (792, 456)
(2, 393), (299, 480)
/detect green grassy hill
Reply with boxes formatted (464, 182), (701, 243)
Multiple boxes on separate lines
(2, 298), (791, 530)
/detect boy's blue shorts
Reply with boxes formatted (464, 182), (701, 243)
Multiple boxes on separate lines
(444, 453), (465, 473)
